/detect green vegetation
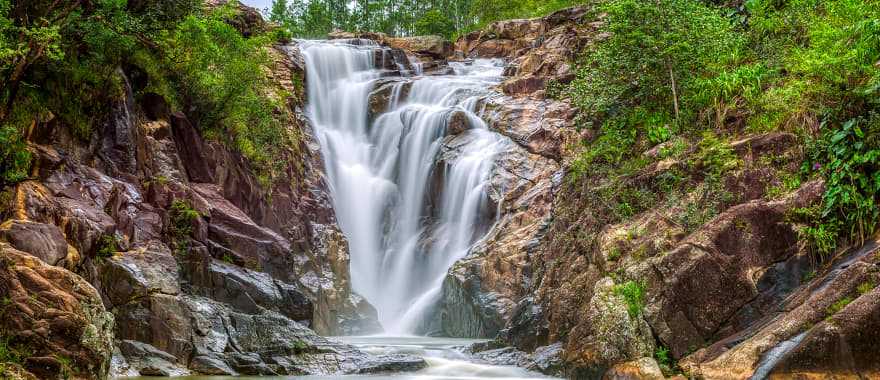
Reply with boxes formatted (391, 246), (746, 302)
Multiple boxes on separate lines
(613, 280), (646, 319)
(0, 335), (31, 367)
(1, 0), (297, 187)
(826, 296), (853, 319)
(269, 0), (581, 39)
(96, 234), (119, 258)
(654, 345), (676, 375)
(169, 199), (200, 256)
(558, 0), (879, 260)
(858, 281), (876, 295)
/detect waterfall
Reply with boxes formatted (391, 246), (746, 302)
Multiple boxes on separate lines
(299, 39), (507, 334)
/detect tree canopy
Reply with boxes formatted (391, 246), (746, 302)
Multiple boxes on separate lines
(267, 0), (582, 39)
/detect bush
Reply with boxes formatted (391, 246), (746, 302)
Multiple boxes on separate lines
(169, 199), (200, 256)
(0, 125), (30, 186)
(613, 280), (646, 319)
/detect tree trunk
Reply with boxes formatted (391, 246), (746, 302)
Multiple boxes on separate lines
(667, 63), (680, 121)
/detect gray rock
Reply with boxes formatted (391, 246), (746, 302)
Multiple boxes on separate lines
(190, 355), (236, 376)
(118, 340), (189, 377)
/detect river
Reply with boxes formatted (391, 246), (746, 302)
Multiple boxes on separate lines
(117, 336), (553, 380)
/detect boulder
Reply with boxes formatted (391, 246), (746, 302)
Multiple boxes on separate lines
(602, 357), (665, 380)
(0, 220), (70, 266)
(0, 244), (115, 380)
(563, 278), (655, 372)
(116, 340), (188, 377)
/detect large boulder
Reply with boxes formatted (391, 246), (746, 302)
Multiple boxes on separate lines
(0, 244), (115, 380)
(0, 220), (70, 266)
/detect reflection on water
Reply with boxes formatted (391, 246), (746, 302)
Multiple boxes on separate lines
(115, 336), (555, 380)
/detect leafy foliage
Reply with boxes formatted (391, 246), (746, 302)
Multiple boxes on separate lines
(561, 0), (880, 260)
(613, 280), (646, 319)
(269, 0), (582, 39)
(1, 0), (297, 187)
(169, 199), (200, 256)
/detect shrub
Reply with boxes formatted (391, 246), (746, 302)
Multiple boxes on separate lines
(169, 199), (200, 256)
(613, 280), (646, 319)
(0, 125), (30, 186)
(96, 234), (119, 258)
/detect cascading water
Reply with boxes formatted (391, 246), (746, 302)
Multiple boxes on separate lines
(299, 39), (507, 334)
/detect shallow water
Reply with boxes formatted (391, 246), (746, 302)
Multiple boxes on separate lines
(116, 336), (554, 380)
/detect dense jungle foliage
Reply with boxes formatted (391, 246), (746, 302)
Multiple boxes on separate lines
(0, 0), (296, 187)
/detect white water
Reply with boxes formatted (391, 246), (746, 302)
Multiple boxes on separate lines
(118, 337), (551, 380)
(299, 39), (507, 334)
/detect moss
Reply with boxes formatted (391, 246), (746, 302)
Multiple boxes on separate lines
(95, 234), (119, 259)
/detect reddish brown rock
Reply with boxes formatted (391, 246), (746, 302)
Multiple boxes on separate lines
(0, 244), (114, 380)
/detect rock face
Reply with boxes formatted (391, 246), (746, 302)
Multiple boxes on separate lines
(0, 244), (115, 379)
(329, 31), (453, 59)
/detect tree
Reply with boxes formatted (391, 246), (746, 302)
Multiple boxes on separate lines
(568, 0), (740, 126)
(415, 9), (455, 38)
(270, 0), (290, 23)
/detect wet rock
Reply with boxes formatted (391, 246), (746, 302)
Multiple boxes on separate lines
(190, 355), (236, 375)
(527, 343), (565, 375)
(433, 129), (559, 339)
(117, 340), (188, 377)
(96, 241), (180, 308)
(483, 94), (578, 161)
(368, 79), (412, 120)
(770, 284), (880, 377)
(439, 263), (509, 338)
(500, 297), (550, 351)
(187, 251), (313, 323)
(0, 244), (115, 380)
(99, 68), (138, 175)
(446, 110), (471, 135)
(0, 220), (69, 266)
(678, 237), (880, 379)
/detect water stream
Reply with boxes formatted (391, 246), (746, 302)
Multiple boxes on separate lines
(299, 39), (507, 334)
(120, 337), (550, 380)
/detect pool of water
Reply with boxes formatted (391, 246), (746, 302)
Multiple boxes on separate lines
(116, 336), (555, 380)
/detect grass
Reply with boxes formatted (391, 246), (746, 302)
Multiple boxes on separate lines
(826, 297), (853, 320)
